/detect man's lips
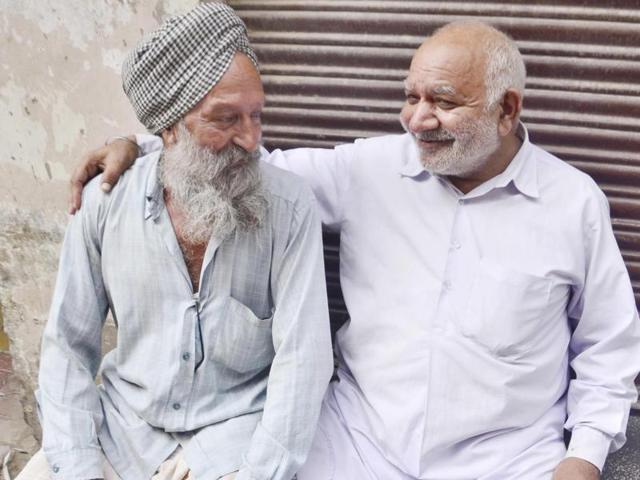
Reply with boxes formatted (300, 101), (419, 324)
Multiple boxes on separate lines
(416, 137), (454, 148)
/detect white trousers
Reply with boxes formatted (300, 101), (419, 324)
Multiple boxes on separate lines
(297, 395), (560, 480)
(15, 447), (237, 480)
(297, 396), (416, 480)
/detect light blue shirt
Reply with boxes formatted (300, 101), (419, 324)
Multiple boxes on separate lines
(38, 152), (334, 480)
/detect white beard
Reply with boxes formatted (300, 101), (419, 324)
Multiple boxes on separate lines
(407, 113), (500, 178)
(159, 123), (267, 244)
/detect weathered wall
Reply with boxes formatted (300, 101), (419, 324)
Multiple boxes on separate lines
(0, 0), (200, 466)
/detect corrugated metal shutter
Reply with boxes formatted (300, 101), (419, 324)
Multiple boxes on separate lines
(228, 0), (640, 333)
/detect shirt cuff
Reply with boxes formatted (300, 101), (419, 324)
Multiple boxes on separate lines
(44, 447), (104, 480)
(134, 133), (163, 157)
(565, 426), (613, 472)
(235, 423), (290, 480)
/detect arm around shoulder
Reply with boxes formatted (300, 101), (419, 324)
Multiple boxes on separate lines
(264, 142), (357, 230)
(69, 133), (160, 213)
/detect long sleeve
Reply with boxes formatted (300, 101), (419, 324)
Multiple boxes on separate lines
(37, 182), (109, 480)
(564, 186), (640, 470)
(236, 187), (334, 480)
(264, 145), (354, 232)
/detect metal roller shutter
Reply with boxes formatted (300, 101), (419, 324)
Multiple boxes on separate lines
(228, 0), (640, 332)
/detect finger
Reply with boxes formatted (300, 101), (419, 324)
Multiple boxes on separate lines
(69, 148), (107, 214)
(99, 153), (132, 192)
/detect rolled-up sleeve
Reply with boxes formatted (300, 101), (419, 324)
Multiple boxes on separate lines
(37, 181), (109, 480)
(236, 186), (334, 480)
(565, 186), (640, 471)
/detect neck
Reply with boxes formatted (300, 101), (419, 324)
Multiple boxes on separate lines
(447, 133), (523, 194)
(163, 188), (207, 292)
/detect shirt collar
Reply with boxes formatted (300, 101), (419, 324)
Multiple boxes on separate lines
(398, 122), (539, 199)
(491, 123), (539, 199)
(398, 133), (426, 178)
(144, 151), (164, 221)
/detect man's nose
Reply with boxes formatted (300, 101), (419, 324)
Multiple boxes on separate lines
(233, 117), (262, 152)
(408, 101), (439, 133)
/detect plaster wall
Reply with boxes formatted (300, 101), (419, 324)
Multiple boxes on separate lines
(0, 0), (200, 462)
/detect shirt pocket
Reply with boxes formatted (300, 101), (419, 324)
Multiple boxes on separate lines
(210, 296), (275, 374)
(459, 260), (552, 358)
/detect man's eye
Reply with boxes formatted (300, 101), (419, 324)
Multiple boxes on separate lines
(250, 111), (262, 121)
(208, 115), (237, 128)
(437, 99), (457, 109)
(405, 94), (419, 105)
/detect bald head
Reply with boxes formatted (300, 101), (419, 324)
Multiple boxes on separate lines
(417, 21), (526, 109)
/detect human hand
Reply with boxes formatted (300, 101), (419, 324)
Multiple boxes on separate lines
(552, 457), (600, 480)
(69, 136), (139, 214)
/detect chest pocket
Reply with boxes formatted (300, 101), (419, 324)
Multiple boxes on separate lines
(209, 296), (275, 374)
(459, 260), (552, 358)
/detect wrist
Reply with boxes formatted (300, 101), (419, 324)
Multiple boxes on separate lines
(105, 135), (140, 156)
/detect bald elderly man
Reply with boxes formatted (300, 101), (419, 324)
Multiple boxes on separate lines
(72, 16), (640, 480)
(19, 4), (333, 480)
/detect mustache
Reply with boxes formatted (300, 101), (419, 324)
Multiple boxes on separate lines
(414, 130), (455, 142)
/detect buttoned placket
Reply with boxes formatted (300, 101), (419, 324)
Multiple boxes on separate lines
(150, 190), (228, 430)
(431, 193), (463, 329)
(432, 187), (485, 338)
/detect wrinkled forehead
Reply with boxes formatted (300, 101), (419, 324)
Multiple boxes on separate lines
(405, 40), (487, 97)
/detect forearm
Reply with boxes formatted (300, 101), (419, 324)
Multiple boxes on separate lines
(38, 321), (106, 479)
(38, 196), (109, 479)
(237, 333), (333, 480)
(237, 194), (333, 480)
(565, 187), (640, 470)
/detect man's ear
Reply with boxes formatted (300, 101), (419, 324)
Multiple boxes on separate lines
(497, 89), (523, 137)
(161, 124), (178, 146)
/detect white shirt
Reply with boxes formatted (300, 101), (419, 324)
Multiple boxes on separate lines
(139, 126), (640, 478)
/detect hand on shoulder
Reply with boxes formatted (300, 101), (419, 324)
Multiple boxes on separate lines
(69, 136), (139, 214)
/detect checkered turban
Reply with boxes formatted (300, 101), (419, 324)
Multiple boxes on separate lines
(122, 2), (259, 134)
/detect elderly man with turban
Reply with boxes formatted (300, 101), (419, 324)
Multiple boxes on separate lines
(17, 3), (333, 480)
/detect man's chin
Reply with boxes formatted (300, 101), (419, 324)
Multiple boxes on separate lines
(419, 154), (454, 176)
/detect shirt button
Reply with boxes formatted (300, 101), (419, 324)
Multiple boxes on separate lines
(182, 352), (191, 361)
(172, 402), (181, 410)
(52, 465), (60, 473)
(458, 199), (465, 205)
(451, 241), (461, 250)
(443, 280), (452, 291)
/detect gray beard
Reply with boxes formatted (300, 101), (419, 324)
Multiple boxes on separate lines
(405, 113), (500, 178)
(159, 124), (268, 244)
